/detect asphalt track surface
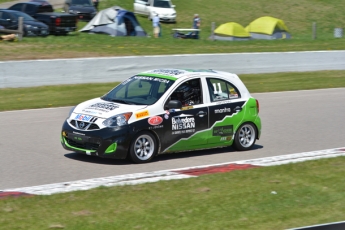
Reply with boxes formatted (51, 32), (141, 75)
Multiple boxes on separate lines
(1, 88), (345, 190)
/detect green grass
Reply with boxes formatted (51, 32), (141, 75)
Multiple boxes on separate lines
(1, 70), (345, 111)
(1, 0), (345, 60)
(2, 156), (345, 230)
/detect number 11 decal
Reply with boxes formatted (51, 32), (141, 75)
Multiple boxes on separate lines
(213, 83), (222, 94)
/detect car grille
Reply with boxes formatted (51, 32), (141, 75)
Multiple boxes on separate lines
(65, 138), (100, 150)
(70, 119), (100, 131)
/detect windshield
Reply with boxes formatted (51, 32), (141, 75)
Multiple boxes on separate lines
(12, 11), (36, 21)
(101, 75), (175, 105)
(153, 0), (171, 8)
(71, 0), (92, 6)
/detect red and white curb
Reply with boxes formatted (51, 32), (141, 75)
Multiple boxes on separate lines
(1, 147), (345, 198)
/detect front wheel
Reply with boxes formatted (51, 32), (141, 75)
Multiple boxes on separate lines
(129, 131), (157, 163)
(233, 123), (257, 151)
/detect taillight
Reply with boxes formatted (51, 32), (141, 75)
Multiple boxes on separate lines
(256, 99), (260, 113)
(55, 18), (61, 26)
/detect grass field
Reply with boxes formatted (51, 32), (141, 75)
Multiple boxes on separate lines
(2, 156), (345, 230)
(0, 0), (345, 60)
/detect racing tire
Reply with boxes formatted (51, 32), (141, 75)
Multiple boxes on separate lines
(233, 123), (257, 151)
(129, 131), (158, 163)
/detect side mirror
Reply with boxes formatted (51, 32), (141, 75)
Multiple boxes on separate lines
(172, 5), (175, 7)
(164, 100), (182, 110)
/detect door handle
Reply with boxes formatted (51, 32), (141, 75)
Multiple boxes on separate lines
(235, 106), (242, 112)
(196, 111), (207, 117)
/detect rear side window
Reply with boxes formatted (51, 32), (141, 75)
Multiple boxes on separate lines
(207, 78), (241, 102)
(9, 4), (23, 11)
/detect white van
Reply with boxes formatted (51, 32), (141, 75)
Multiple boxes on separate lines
(134, 0), (176, 22)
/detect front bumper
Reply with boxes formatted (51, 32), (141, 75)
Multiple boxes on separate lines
(61, 120), (133, 159)
(26, 28), (49, 36)
(160, 16), (176, 22)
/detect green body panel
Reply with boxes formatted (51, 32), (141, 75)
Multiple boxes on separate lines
(63, 137), (96, 153)
(105, 142), (117, 154)
(166, 98), (261, 152)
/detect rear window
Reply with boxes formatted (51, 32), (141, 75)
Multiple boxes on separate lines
(37, 5), (54, 13)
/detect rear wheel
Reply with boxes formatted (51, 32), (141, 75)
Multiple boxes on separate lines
(129, 131), (157, 163)
(233, 123), (257, 151)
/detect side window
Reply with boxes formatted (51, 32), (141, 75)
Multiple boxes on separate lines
(2, 12), (11, 20)
(25, 4), (36, 15)
(10, 4), (23, 11)
(170, 78), (202, 106)
(207, 78), (240, 102)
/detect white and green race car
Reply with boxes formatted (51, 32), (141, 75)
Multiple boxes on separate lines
(61, 69), (261, 163)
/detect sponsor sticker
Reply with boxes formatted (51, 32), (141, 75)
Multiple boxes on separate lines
(181, 106), (193, 110)
(215, 100), (231, 105)
(135, 110), (150, 119)
(74, 114), (93, 122)
(134, 76), (171, 84)
(213, 125), (233, 136)
(146, 69), (186, 76)
(148, 116), (163, 126)
(214, 107), (231, 114)
(149, 125), (163, 130)
(86, 103), (119, 113)
(220, 136), (232, 141)
(172, 114), (195, 134)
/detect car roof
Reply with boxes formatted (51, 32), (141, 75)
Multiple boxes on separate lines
(138, 68), (238, 80)
(13, 1), (42, 5)
(0, 9), (23, 13)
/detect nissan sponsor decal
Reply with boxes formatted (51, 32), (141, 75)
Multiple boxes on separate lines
(213, 125), (233, 136)
(134, 75), (171, 84)
(172, 114), (195, 135)
(86, 103), (119, 112)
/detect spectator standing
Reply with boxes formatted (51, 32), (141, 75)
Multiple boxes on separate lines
(152, 13), (160, 38)
(92, 0), (99, 11)
(193, 14), (201, 38)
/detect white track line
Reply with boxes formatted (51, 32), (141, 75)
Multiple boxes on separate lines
(1, 147), (344, 195)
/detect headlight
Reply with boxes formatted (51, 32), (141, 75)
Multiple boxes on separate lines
(25, 25), (32, 28)
(103, 112), (132, 127)
(172, 13), (176, 16)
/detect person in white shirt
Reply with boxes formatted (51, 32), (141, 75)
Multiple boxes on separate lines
(152, 14), (160, 38)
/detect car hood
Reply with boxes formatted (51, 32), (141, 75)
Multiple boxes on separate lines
(71, 98), (147, 119)
(151, 7), (176, 15)
(23, 20), (49, 28)
(69, 5), (96, 13)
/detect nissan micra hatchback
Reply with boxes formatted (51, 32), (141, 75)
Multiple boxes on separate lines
(61, 69), (261, 163)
